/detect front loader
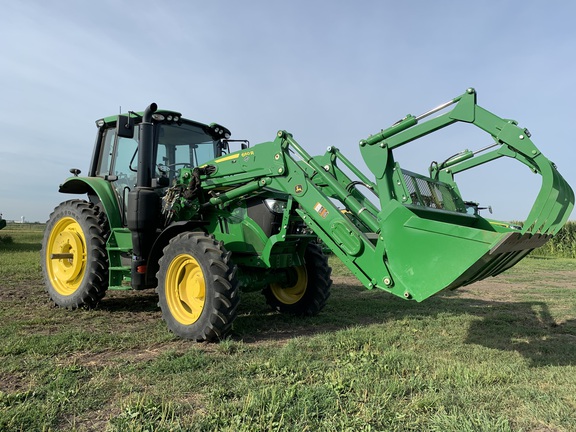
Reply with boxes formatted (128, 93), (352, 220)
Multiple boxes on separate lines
(41, 89), (574, 341)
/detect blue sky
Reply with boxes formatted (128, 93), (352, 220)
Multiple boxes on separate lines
(1, 1), (574, 222)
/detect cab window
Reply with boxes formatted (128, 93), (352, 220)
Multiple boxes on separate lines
(156, 123), (218, 182)
(96, 128), (116, 177)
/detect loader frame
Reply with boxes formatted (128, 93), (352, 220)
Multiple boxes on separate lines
(194, 88), (573, 301)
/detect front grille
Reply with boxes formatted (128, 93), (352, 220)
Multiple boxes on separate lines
(402, 171), (463, 213)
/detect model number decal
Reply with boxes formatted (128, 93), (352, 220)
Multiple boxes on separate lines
(215, 153), (239, 163)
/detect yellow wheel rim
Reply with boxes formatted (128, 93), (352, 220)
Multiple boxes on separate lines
(45, 217), (87, 296)
(270, 266), (307, 305)
(165, 254), (206, 325)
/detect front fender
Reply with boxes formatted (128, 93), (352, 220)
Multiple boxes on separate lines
(59, 177), (123, 229)
(146, 221), (208, 286)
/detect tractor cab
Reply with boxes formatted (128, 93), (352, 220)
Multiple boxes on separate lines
(89, 110), (232, 224)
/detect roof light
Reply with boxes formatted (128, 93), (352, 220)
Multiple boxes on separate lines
(152, 113), (165, 121)
(167, 115), (173, 121)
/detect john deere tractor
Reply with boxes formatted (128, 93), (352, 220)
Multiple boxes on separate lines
(41, 89), (574, 341)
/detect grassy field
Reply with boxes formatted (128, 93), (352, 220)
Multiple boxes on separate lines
(1, 223), (576, 431)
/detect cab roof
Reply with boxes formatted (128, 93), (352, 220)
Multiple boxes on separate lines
(95, 109), (231, 138)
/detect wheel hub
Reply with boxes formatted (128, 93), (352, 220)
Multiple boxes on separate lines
(46, 217), (87, 295)
(167, 254), (206, 325)
(270, 265), (307, 305)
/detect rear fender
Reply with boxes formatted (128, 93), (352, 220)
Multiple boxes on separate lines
(59, 177), (123, 229)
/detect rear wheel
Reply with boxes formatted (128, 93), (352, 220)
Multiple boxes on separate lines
(156, 232), (239, 341)
(263, 243), (332, 315)
(41, 200), (109, 309)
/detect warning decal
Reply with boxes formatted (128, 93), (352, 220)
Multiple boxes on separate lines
(314, 202), (329, 219)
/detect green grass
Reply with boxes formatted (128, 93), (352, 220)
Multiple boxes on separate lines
(1, 224), (576, 431)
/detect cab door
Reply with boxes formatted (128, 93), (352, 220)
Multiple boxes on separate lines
(95, 125), (140, 225)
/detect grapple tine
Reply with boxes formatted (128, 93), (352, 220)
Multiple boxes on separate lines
(548, 170), (574, 233)
(541, 169), (573, 234)
(523, 160), (574, 235)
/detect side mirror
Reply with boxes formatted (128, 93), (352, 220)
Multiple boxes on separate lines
(117, 115), (134, 138)
(219, 139), (230, 155)
(241, 143), (248, 150)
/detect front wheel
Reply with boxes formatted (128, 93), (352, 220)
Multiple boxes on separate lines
(263, 243), (332, 315)
(41, 199), (109, 309)
(156, 232), (239, 341)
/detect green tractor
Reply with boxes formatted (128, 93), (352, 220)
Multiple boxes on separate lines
(41, 89), (574, 341)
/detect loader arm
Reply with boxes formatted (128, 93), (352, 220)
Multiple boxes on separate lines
(198, 89), (573, 302)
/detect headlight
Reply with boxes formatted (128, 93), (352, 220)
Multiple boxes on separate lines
(264, 199), (287, 214)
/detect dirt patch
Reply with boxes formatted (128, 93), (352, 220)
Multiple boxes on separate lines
(60, 344), (173, 367)
(0, 372), (28, 393)
(441, 270), (576, 302)
(70, 348), (155, 367)
(0, 278), (45, 302)
(238, 323), (344, 346)
(59, 405), (122, 432)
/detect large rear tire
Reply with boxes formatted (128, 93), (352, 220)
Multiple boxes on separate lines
(41, 199), (109, 309)
(263, 243), (332, 315)
(156, 232), (239, 341)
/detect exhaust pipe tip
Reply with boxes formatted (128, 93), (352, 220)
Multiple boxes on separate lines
(143, 103), (158, 122)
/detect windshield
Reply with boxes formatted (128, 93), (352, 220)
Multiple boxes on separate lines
(156, 122), (218, 168)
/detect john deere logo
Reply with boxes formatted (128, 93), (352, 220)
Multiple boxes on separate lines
(295, 184), (303, 194)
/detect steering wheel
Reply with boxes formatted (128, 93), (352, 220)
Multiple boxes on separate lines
(158, 163), (192, 173)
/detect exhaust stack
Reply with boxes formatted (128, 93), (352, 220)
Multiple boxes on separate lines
(128, 103), (159, 289)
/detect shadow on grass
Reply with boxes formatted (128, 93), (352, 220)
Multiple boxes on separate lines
(233, 281), (576, 367)
(98, 290), (159, 313)
(90, 279), (576, 367)
(463, 301), (576, 367)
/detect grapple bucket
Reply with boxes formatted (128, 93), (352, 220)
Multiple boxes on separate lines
(377, 200), (564, 302)
(303, 89), (573, 302)
(378, 155), (573, 301)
